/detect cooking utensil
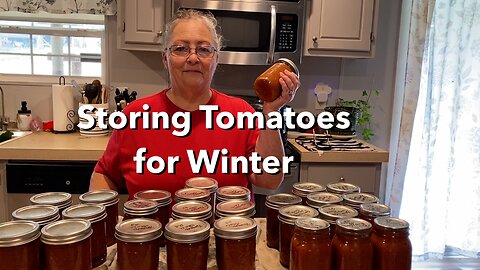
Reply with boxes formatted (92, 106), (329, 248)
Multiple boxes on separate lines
(84, 83), (99, 104)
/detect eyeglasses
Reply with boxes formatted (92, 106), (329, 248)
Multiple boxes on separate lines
(167, 44), (217, 58)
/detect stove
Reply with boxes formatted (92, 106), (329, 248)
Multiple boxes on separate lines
(294, 135), (376, 152)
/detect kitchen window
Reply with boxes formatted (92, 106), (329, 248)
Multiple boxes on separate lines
(0, 12), (104, 78)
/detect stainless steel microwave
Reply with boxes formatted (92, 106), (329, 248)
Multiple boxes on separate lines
(172, 0), (305, 65)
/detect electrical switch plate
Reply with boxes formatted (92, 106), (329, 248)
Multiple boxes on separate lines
(313, 83), (332, 110)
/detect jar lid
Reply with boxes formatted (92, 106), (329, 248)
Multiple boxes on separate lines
(292, 182), (325, 197)
(306, 192), (343, 207)
(185, 177), (218, 192)
(359, 203), (391, 217)
(318, 204), (358, 222)
(30, 192), (72, 209)
(11, 204), (60, 226)
(374, 217), (409, 230)
(278, 205), (319, 225)
(115, 218), (163, 243)
(216, 186), (251, 202)
(172, 201), (212, 220)
(277, 58), (300, 77)
(165, 219), (210, 243)
(295, 217), (330, 231)
(175, 188), (211, 202)
(123, 199), (158, 216)
(342, 193), (379, 208)
(214, 216), (257, 240)
(41, 219), (92, 245)
(0, 220), (40, 247)
(134, 190), (172, 206)
(215, 200), (256, 218)
(265, 193), (302, 210)
(79, 190), (119, 207)
(62, 203), (107, 223)
(326, 182), (360, 194)
(336, 218), (372, 232)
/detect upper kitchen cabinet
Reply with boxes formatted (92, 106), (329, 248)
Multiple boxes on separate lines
(304, 0), (379, 58)
(117, 0), (172, 51)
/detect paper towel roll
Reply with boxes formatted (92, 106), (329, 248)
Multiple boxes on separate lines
(52, 84), (78, 132)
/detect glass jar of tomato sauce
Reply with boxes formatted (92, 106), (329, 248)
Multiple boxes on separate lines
(175, 187), (214, 225)
(331, 218), (373, 270)
(306, 192), (343, 209)
(265, 193), (302, 250)
(30, 192), (72, 218)
(290, 218), (331, 270)
(12, 204), (60, 227)
(292, 182), (326, 205)
(342, 192), (379, 210)
(326, 182), (360, 195)
(253, 58), (299, 102)
(123, 199), (159, 221)
(318, 204), (358, 239)
(371, 217), (412, 270)
(172, 200), (213, 226)
(215, 200), (256, 219)
(185, 177), (218, 214)
(0, 220), (41, 270)
(216, 185), (251, 203)
(358, 203), (391, 225)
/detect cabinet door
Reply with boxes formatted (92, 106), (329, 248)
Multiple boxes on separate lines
(305, 0), (377, 58)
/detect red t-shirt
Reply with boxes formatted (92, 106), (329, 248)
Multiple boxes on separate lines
(94, 89), (259, 198)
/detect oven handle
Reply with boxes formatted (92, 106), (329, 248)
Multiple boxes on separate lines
(267, 5), (276, 64)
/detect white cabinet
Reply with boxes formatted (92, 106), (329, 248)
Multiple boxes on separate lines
(117, 0), (172, 51)
(304, 0), (379, 58)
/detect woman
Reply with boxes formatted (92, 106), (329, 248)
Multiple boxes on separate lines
(89, 9), (300, 198)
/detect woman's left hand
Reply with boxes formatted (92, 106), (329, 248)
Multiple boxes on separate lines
(263, 69), (301, 113)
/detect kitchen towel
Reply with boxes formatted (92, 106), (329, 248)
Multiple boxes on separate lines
(52, 84), (78, 132)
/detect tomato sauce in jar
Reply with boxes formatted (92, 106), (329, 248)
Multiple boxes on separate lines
(123, 199), (159, 221)
(172, 200), (213, 226)
(265, 193), (302, 250)
(185, 177), (218, 215)
(0, 220), (41, 270)
(216, 185), (251, 203)
(358, 203), (391, 225)
(292, 182), (326, 205)
(318, 204), (358, 239)
(215, 200), (256, 219)
(253, 58), (299, 102)
(175, 187), (214, 225)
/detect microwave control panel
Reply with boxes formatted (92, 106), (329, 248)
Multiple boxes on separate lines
(276, 14), (298, 52)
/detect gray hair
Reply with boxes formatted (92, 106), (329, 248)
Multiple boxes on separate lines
(164, 9), (223, 49)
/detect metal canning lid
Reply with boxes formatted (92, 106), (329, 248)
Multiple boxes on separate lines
(175, 188), (211, 202)
(30, 192), (72, 209)
(79, 190), (119, 207)
(359, 203), (391, 217)
(336, 218), (372, 232)
(326, 182), (360, 194)
(115, 218), (162, 243)
(318, 204), (358, 223)
(165, 219), (210, 243)
(62, 203), (107, 223)
(292, 182), (325, 197)
(215, 200), (256, 218)
(216, 186), (251, 202)
(278, 205), (319, 225)
(374, 217), (409, 230)
(11, 204), (60, 226)
(172, 201), (212, 220)
(306, 192), (343, 207)
(41, 219), (92, 245)
(295, 218), (330, 231)
(342, 193), (379, 207)
(214, 216), (257, 240)
(265, 193), (302, 210)
(277, 58), (299, 76)
(134, 190), (172, 207)
(123, 199), (158, 216)
(185, 177), (218, 192)
(0, 220), (41, 247)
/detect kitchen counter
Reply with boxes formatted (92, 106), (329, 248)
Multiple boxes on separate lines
(0, 131), (110, 161)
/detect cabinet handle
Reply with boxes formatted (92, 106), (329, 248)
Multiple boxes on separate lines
(157, 31), (163, 37)
(312, 36), (318, 42)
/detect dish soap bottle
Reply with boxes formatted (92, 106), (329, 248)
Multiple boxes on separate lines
(17, 101), (32, 131)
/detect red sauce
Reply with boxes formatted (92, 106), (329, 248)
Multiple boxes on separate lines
(117, 239), (159, 270)
(215, 236), (256, 270)
(0, 237), (41, 270)
(104, 203), (119, 246)
(166, 238), (209, 270)
(253, 59), (297, 102)
(44, 237), (92, 270)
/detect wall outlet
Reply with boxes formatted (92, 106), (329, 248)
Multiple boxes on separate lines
(313, 83), (332, 110)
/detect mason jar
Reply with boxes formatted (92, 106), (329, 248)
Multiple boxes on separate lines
(172, 200), (213, 226)
(185, 177), (218, 217)
(123, 199), (159, 221)
(253, 58), (299, 102)
(0, 220), (41, 270)
(175, 187), (214, 225)
(216, 185), (251, 203)
(318, 204), (358, 239)
(292, 182), (326, 205)
(358, 203), (391, 225)
(30, 192), (72, 217)
(326, 182), (360, 195)
(342, 192), (379, 210)
(215, 200), (256, 219)
(12, 204), (60, 227)
(306, 192), (343, 209)
(265, 193), (302, 250)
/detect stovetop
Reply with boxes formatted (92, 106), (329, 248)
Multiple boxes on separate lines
(294, 135), (375, 152)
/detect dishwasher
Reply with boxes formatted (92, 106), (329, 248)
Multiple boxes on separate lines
(6, 160), (128, 217)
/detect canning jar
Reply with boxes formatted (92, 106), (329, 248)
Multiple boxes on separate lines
(318, 204), (358, 239)
(134, 189), (172, 246)
(175, 187), (214, 225)
(306, 192), (343, 209)
(278, 205), (319, 268)
(265, 193), (302, 250)
(172, 200), (213, 225)
(41, 219), (93, 270)
(371, 217), (412, 270)
(0, 220), (41, 270)
(115, 218), (163, 270)
(62, 203), (107, 268)
(253, 58), (299, 102)
(331, 218), (373, 270)
(292, 182), (325, 205)
(165, 219), (210, 270)
(342, 192), (379, 210)
(123, 199), (159, 221)
(290, 218), (331, 270)
(214, 216), (258, 270)
(358, 203), (391, 225)
(215, 200), (256, 219)
(30, 192), (72, 217)
(216, 185), (251, 203)
(326, 182), (360, 195)
(185, 177), (218, 217)
(12, 204), (60, 227)
(79, 189), (119, 246)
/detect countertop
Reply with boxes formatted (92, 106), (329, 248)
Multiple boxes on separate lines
(0, 131), (110, 161)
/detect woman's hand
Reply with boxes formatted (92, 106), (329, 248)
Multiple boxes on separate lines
(263, 70), (301, 113)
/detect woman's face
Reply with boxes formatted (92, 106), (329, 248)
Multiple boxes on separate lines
(163, 18), (218, 91)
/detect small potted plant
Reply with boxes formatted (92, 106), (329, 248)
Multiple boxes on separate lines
(325, 89), (380, 140)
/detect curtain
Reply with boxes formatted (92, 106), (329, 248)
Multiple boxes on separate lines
(0, 0), (116, 15)
(396, 0), (480, 260)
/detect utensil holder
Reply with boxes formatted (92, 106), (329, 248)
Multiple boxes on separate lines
(78, 103), (109, 137)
